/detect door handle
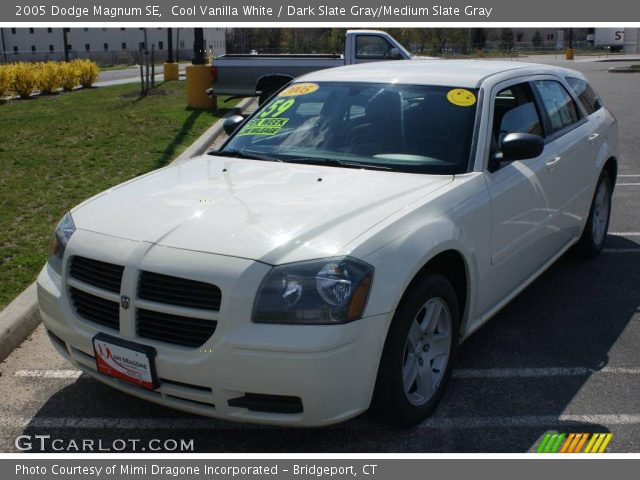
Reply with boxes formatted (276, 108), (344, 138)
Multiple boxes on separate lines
(546, 156), (561, 168)
(588, 133), (600, 142)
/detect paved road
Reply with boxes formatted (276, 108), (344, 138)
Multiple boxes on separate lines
(1, 59), (639, 453)
(95, 64), (187, 87)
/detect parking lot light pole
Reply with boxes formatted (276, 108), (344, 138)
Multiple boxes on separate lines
(0, 28), (6, 64)
(63, 28), (70, 62)
(193, 28), (206, 65)
(164, 28), (179, 81)
(566, 28), (574, 60)
(186, 28), (216, 109)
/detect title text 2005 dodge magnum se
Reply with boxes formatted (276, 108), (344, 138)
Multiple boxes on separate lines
(38, 61), (617, 427)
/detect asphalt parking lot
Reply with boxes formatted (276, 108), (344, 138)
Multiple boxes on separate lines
(1, 57), (639, 453)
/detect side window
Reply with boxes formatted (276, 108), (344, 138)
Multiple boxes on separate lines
(356, 35), (394, 59)
(533, 80), (581, 134)
(565, 77), (602, 115)
(492, 83), (544, 149)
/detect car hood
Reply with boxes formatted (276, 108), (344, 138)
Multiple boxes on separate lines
(72, 155), (451, 264)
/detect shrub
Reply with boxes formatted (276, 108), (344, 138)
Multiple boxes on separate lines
(36, 62), (63, 94)
(0, 65), (13, 98)
(59, 61), (80, 91)
(0, 59), (99, 100)
(73, 59), (99, 88)
(12, 63), (38, 99)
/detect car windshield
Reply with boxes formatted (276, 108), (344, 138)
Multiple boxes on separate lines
(219, 82), (479, 174)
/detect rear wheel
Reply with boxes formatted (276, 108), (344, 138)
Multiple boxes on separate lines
(373, 274), (459, 427)
(575, 170), (612, 258)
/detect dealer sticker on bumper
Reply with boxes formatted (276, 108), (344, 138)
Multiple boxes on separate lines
(93, 333), (159, 390)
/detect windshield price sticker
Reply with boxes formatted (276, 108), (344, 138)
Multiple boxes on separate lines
(238, 117), (289, 136)
(238, 98), (296, 136)
(447, 88), (476, 107)
(279, 82), (319, 97)
(260, 98), (295, 118)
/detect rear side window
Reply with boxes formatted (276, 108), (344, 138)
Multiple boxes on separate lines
(533, 80), (581, 134)
(565, 77), (602, 115)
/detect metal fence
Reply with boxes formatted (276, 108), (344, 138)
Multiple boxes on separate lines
(0, 48), (197, 65)
(414, 43), (620, 59)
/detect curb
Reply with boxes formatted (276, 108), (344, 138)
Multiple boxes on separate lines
(0, 283), (40, 363)
(595, 57), (640, 63)
(172, 97), (256, 164)
(0, 95), (257, 363)
(607, 67), (640, 73)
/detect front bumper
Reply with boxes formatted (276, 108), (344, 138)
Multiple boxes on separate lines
(37, 231), (391, 426)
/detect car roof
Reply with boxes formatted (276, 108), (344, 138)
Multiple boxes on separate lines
(297, 59), (581, 88)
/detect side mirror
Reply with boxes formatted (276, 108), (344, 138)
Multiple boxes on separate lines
(501, 133), (544, 160)
(223, 115), (245, 136)
(490, 133), (544, 171)
(389, 47), (402, 59)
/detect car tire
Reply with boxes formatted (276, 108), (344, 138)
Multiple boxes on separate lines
(574, 170), (613, 258)
(372, 273), (460, 427)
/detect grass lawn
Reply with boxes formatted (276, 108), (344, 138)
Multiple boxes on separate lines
(0, 81), (238, 308)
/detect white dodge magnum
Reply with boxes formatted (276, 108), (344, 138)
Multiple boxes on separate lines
(38, 60), (617, 427)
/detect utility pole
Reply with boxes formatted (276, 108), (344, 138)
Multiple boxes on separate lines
(63, 28), (70, 62)
(143, 28), (150, 92)
(566, 27), (574, 60)
(193, 28), (205, 65)
(569, 28), (573, 49)
(175, 28), (180, 62)
(164, 27), (179, 81)
(186, 28), (215, 109)
(0, 28), (6, 64)
(167, 28), (173, 63)
(151, 44), (155, 89)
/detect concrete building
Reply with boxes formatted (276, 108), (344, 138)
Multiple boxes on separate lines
(511, 28), (591, 47)
(0, 28), (226, 64)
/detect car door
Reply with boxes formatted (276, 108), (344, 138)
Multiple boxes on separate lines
(531, 78), (595, 240)
(563, 76), (608, 229)
(480, 79), (566, 312)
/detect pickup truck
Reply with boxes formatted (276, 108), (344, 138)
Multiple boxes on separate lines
(210, 30), (412, 104)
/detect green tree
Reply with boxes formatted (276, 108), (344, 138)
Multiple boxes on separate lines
(500, 28), (515, 54)
(471, 29), (487, 50)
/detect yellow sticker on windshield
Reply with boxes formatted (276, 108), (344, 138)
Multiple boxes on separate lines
(279, 82), (319, 97)
(447, 88), (476, 107)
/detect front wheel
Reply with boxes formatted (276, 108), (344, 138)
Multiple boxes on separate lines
(574, 170), (613, 258)
(373, 274), (459, 427)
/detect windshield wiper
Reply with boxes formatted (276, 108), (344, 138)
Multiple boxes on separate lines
(284, 157), (392, 171)
(210, 150), (283, 162)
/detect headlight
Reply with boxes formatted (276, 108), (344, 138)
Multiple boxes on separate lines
(48, 212), (75, 275)
(253, 257), (374, 324)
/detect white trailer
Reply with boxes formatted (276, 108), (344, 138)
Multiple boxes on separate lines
(588, 28), (625, 50)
